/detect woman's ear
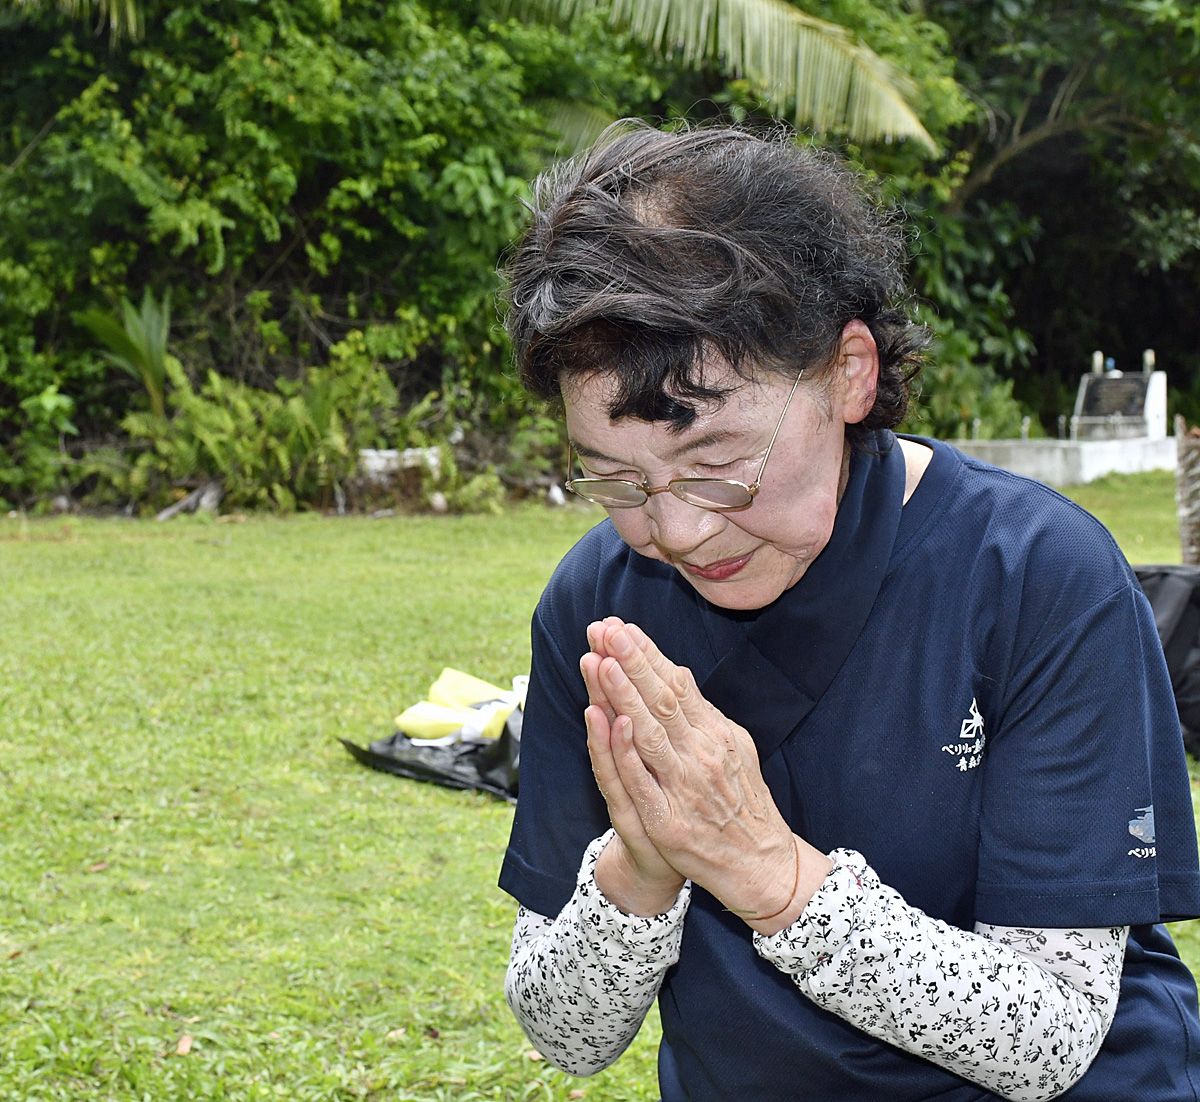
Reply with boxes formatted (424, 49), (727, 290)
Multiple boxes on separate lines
(835, 319), (880, 425)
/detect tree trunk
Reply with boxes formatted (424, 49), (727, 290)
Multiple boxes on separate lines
(1175, 415), (1200, 564)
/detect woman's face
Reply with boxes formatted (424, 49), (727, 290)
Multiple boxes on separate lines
(562, 329), (878, 612)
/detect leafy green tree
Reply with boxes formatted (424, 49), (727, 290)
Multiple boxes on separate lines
(0, 0), (571, 502)
(924, 0), (1200, 423)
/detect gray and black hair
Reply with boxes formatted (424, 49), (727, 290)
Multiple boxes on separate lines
(503, 120), (927, 446)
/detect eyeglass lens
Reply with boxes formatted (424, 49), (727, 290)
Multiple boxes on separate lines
(569, 479), (754, 510)
(671, 480), (755, 509)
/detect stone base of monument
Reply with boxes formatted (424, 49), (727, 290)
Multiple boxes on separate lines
(952, 435), (1176, 487)
(950, 366), (1173, 487)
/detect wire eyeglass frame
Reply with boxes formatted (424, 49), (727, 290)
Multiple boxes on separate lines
(565, 366), (806, 512)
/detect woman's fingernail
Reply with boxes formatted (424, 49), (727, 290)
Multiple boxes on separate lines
(611, 630), (632, 657)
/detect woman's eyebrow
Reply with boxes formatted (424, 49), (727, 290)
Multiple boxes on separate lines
(571, 429), (743, 466)
(663, 429), (742, 460)
(570, 440), (621, 463)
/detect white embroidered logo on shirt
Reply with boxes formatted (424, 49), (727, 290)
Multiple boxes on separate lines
(941, 697), (985, 771)
(1128, 804), (1156, 858)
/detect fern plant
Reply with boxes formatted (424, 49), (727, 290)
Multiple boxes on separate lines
(115, 335), (398, 512)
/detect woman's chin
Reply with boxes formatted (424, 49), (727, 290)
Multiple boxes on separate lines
(677, 552), (812, 611)
(678, 569), (784, 612)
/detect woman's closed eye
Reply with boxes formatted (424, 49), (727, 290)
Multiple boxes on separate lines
(579, 458), (748, 480)
(581, 464), (644, 482)
(693, 457), (753, 476)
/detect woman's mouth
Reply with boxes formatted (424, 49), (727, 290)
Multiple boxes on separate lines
(681, 552), (753, 581)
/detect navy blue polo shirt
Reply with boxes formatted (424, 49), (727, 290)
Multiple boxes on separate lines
(500, 431), (1200, 1101)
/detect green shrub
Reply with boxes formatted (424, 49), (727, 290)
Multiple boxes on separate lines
(107, 335), (397, 512)
(903, 309), (1031, 441)
(76, 288), (173, 421)
(0, 0), (556, 500)
(422, 445), (505, 515)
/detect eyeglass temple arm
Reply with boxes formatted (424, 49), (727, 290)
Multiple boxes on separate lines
(748, 366), (806, 487)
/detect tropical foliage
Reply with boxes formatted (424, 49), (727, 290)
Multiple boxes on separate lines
(924, 0), (1200, 420)
(513, 0), (937, 148)
(3, 0), (141, 39)
(0, 0), (1196, 509)
(0, 0), (560, 508)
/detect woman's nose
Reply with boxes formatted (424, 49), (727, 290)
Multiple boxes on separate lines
(645, 491), (724, 558)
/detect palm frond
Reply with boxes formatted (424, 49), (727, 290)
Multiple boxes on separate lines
(6, 0), (142, 40)
(538, 99), (620, 155)
(514, 0), (935, 151)
(77, 289), (171, 420)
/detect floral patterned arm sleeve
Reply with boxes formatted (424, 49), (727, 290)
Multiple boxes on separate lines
(754, 849), (1128, 1102)
(504, 830), (691, 1076)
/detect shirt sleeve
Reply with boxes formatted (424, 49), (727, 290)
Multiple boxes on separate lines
(754, 848), (1127, 1102)
(976, 579), (1200, 926)
(504, 831), (691, 1075)
(499, 599), (613, 919)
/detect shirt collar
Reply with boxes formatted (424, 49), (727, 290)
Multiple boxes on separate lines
(699, 430), (906, 760)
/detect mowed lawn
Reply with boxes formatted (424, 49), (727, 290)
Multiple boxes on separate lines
(1, 467), (1196, 1100)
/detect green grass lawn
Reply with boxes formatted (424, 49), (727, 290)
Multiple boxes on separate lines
(1, 468), (1195, 1100)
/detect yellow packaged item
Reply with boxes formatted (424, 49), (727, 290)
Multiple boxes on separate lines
(395, 668), (522, 742)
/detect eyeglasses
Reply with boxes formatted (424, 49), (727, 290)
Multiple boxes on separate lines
(565, 367), (805, 511)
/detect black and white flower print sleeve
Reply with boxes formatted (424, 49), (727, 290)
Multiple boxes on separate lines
(507, 841), (1126, 1092)
(755, 849), (1128, 1102)
(505, 830), (690, 1075)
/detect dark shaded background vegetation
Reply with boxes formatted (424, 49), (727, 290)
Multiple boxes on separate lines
(1, 0), (1197, 511)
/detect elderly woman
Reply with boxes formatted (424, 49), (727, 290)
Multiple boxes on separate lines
(497, 122), (1200, 1100)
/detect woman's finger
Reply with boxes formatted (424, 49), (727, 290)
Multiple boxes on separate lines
(599, 654), (683, 779)
(587, 616), (626, 657)
(580, 652), (617, 722)
(585, 705), (643, 827)
(608, 714), (670, 824)
(586, 620), (604, 655)
(624, 622), (714, 728)
(587, 707), (679, 874)
(603, 625), (693, 742)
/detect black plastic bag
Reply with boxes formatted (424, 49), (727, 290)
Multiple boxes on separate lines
(1134, 564), (1200, 758)
(340, 707), (521, 802)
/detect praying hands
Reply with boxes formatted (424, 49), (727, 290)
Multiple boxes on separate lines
(579, 617), (831, 934)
